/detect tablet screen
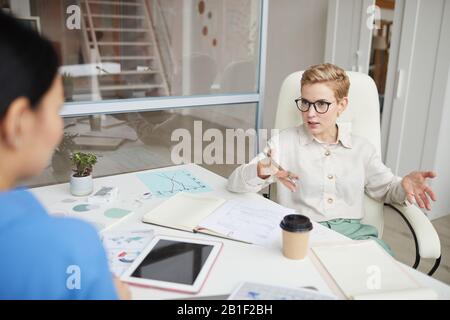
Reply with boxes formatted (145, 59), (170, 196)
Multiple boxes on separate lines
(131, 239), (214, 285)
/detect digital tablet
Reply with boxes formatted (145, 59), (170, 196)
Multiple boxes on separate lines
(121, 235), (222, 293)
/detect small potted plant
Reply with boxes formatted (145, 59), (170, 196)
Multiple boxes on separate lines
(70, 152), (98, 196)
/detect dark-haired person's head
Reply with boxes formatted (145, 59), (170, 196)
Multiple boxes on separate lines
(0, 11), (63, 189)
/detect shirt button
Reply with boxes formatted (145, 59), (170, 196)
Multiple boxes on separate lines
(327, 198), (334, 204)
(328, 174), (334, 180)
(325, 150), (331, 156)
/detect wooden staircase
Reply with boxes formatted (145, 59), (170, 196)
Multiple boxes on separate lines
(79, 0), (170, 100)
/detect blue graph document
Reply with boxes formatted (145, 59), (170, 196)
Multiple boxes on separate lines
(136, 169), (212, 198)
(228, 282), (336, 300)
(102, 229), (155, 277)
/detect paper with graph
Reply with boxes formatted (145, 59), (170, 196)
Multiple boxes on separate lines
(136, 169), (212, 198)
(228, 282), (336, 300)
(198, 199), (296, 246)
(142, 193), (296, 245)
(102, 229), (155, 277)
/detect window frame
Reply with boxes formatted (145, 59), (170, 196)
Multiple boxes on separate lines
(59, 0), (269, 137)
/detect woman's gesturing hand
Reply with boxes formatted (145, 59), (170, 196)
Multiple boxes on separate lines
(274, 170), (299, 192)
(401, 171), (437, 210)
(257, 152), (299, 192)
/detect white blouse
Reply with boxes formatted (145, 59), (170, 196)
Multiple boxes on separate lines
(227, 124), (407, 222)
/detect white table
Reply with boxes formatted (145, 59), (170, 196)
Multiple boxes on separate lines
(31, 164), (450, 300)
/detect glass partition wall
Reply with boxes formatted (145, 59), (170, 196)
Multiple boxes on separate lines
(10, 0), (268, 187)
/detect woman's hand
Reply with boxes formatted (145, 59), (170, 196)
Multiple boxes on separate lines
(257, 158), (299, 192)
(401, 171), (437, 210)
(257, 157), (277, 179)
(114, 277), (132, 300)
(275, 170), (299, 192)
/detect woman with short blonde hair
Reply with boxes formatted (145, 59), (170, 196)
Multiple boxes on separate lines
(228, 63), (436, 255)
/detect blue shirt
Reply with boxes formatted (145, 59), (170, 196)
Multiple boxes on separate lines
(0, 189), (118, 299)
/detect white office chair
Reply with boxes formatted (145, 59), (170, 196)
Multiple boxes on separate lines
(274, 71), (441, 275)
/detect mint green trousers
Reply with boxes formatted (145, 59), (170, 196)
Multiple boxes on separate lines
(319, 219), (394, 256)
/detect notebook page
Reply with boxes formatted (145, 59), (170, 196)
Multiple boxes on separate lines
(197, 198), (296, 246)
(142, 192), (226, 231)
(312, 241), (436, 299)
(353, 288), (437, 300)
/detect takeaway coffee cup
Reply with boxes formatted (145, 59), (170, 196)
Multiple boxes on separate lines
(280, 214), (313, 260)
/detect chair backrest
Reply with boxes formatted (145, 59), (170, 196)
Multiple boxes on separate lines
(274, 71), (385, 236)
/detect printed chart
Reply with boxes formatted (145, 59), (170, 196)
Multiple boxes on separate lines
(46, 198), (135, 232)
(102, 230), (155, 276)
(136, 169), (212, 198)
(228, 282), (336, 300)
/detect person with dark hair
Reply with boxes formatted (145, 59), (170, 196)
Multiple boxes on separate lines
(0, 11), (130, 299)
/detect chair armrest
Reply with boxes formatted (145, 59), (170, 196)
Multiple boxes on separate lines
(386, 203), (441, 259)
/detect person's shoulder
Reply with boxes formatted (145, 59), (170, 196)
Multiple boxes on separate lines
(47, 217), (103, 253)
(12, 212), (103, 258)
(350, 133), (379, 157)
(0, 188), (43, 216)
(52, 216), (99, 238)
(269, 125), (303, 141)
(280, 125), (303, 136)
(0, 188), (102, 254)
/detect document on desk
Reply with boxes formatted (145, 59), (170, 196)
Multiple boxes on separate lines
(197, 199), (296, 246)
(136, 169), (213, 198)
(309, 221), (351, 245)
(312, 241), (438, 300)
(101, 229), (155, 277)
(142, 193), (296, 245)
(228, 282), (336, 300)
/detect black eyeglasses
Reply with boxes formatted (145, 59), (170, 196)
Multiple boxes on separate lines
(295, 98), (334, 114)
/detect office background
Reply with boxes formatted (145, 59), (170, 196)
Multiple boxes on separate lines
(2, 0), (449, 284)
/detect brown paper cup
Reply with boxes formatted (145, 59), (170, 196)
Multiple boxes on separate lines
(282, 229), (311, 260)
(280, 214), (313, 260)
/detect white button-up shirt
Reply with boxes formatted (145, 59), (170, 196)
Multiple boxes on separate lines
(227, 124), (407, 222)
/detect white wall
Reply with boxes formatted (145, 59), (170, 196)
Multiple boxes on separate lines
(383, 0), (450, 220)
(380, 8), (395, 21)
(262, 0), (329, 130)
(432, 70), (450, 219)
(422, 1), (450, 220)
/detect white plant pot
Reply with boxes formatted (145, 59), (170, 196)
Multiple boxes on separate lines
(70, 174), (93, 196)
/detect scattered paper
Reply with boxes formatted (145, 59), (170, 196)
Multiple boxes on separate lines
(198, 199), (296, 246)
(136, 169), (212, 198)
(309, 221), (350, 245)
(228, 282), (336, 300)
(101, 229), (155, 277)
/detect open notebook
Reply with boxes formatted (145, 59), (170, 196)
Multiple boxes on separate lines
(312, 241), (438, 300)
(142, 192), (296, 245)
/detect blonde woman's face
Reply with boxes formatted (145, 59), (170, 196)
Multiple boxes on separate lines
(300, 83), (346, 137)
